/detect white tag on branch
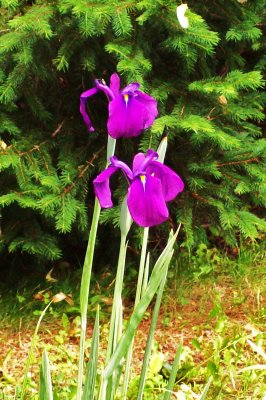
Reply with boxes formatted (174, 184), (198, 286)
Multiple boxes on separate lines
(0, 140), (7, 150)
(176, 4), (189, 29)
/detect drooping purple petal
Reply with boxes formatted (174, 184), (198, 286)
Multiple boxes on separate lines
(147, 161), (184, 201)
(110, 73), (120, 97)
(93, 165), (118, 208)
(107, 92), (158, 139)
(110, 156), (134, 180)
(95, 79), (115, 101)
(80, 87), (98, 132)
(127, 174), (169, 227)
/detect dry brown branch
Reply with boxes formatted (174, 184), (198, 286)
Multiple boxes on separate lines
(63, 147), (104, 195)
(217, 157), (259, 167)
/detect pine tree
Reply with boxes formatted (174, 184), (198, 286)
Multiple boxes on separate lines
(0, 0), (265, 267)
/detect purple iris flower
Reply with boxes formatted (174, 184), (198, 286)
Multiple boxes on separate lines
(80, 73), (158, 139)
(93, 149), (184, 227)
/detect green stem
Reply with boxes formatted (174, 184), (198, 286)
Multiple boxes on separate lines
(163, 342), (183, 400)
(103, 246), (175, 380)
(135, 227), (149, 303)
(106, 234), (127, 362)
(137, 267), (168, 400)
(99, 233), (128, 400)
(121, 227), (149, 398)
(77, 198), (101, 400)
(77, 136), (116, 400)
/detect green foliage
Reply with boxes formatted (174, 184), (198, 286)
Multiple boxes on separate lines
(0, 0), (265, 266)
(39, 350), (53, 400)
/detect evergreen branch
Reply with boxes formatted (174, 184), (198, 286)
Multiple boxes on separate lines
(115, 2), (135, 12)
(15, 143), (48, 157)
(18, 160), (26, 183)
(191, 193), (209, 204)
(63, 147), (103, 195)
(80, 2), (135, 12)
(223, 173), (240, 183)
(217, 157), (260, 167)
(3, 121), (65, 157)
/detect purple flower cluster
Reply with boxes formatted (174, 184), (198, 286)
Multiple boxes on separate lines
(80, 73), (184, 227)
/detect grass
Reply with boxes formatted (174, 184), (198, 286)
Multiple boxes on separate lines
(0, 243), (265, 399)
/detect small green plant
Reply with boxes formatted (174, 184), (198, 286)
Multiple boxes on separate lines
(192, 244), (222, 280)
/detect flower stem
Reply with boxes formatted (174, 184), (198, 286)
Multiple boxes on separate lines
(99, 233), (128, 400)
(137, 266), (168, 400)
(121, 227), (149, 398)
(135, 227), (149, 303)
(77, 198), (101, 400)
(77, 136), (116, 400)
(106, 233), (127, 362)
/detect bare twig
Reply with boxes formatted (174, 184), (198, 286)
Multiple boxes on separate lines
(51, 120), (65, 137)
(63, 147), (104, 195)
(217, 157), (259, 167)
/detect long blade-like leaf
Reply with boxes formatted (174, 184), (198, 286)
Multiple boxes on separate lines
(198, 376), (213, 400)
(103, 230), (178, 379)
(137, 262), (169, 400)
(163, 342), (183, 400)
(82, 307), (100, 400)
(39, 349), (53, 400)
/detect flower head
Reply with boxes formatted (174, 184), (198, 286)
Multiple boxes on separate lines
(80, 73), (158, 139)
(93, 149), (184, 227)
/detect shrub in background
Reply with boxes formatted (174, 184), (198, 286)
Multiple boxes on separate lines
(0, 0), (265, 270)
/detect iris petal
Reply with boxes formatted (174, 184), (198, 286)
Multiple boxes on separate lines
(135, 91), (158, 129)
(132, 153), (146, 174)
(93, 165), (118, 208)
(122, 83), (140, 96)
(147, 161), (184, 201)
(110, 156), (134, 180)
(107, 92), (158, 139)
(132, 149), (158, 175)
(109, 73), (120, 97)
(127, 174), (169, 227)
(80, 87), (98, 132)
(95, 79), (115, 101)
